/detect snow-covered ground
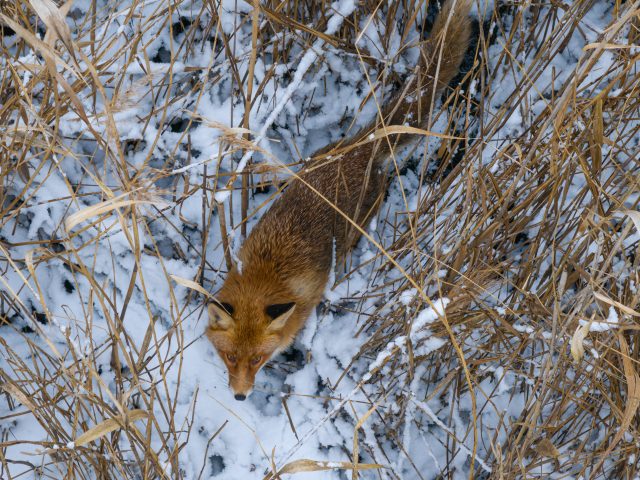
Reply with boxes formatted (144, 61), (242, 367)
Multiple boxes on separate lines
(1, 0), (639, 478)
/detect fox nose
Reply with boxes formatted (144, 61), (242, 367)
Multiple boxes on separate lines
(234, 394), (246, 401)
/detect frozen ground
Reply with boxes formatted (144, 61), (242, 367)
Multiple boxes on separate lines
(1, 0), (639, 479)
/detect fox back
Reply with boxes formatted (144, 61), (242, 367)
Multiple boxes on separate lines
(207, 0), (472, 400)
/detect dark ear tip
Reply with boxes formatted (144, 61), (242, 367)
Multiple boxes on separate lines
(211, 299), (234, 316)
(265, 302), (296, 319)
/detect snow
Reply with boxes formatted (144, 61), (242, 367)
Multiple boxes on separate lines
(579, 306), (620, 332)
(0, 0), (635, 479)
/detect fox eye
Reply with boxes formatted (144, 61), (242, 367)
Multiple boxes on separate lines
(265, 302), (295, 319)
(226, 353), (237, 363)
(250, 355), (262, 366)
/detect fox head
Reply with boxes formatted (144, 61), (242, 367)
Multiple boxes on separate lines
(205, 297), (297, 400)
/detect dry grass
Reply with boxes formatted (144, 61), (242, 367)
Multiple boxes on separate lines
(0, 0), (639, 478)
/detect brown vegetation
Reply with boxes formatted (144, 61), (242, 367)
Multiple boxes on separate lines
(0, 0), (639, 478)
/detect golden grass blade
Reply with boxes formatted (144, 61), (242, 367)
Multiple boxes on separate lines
(65, 198), (161, 232)
(352, 402), (379, 480)
(1, 381), (38, 414)
(73, 409), (148, 447)
(593, 291), (640, 317)
(187, 115), (253, 137)
(169, 275), (212, 299)
(0, 13), (77, 74)
(371, 124), (464, 141)
(263, 459), (383, 479)
(1, 0), (639, 477)
(591, 333), (640, 473)
(29, 0), (75, 54)
(583, 42), (639, 50)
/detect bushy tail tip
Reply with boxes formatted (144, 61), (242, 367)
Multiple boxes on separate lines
(425, 0), (473, 93)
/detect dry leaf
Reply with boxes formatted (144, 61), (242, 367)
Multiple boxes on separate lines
(17, 161), (31, 183)
(536, 438), (560, 458)
(570, 322), (590, 364)
(623, 209), (640, 236)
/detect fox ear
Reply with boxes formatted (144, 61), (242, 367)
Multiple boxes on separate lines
(208, 301), (234, 330)
(266, 302), (296, 332)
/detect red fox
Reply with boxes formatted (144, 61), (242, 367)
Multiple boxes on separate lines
(207, 0), (472, 400)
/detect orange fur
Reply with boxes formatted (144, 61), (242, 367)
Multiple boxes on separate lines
(207, 0), (472, 400)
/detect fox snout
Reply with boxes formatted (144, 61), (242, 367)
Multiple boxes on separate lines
(228, 367), (256, 400)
